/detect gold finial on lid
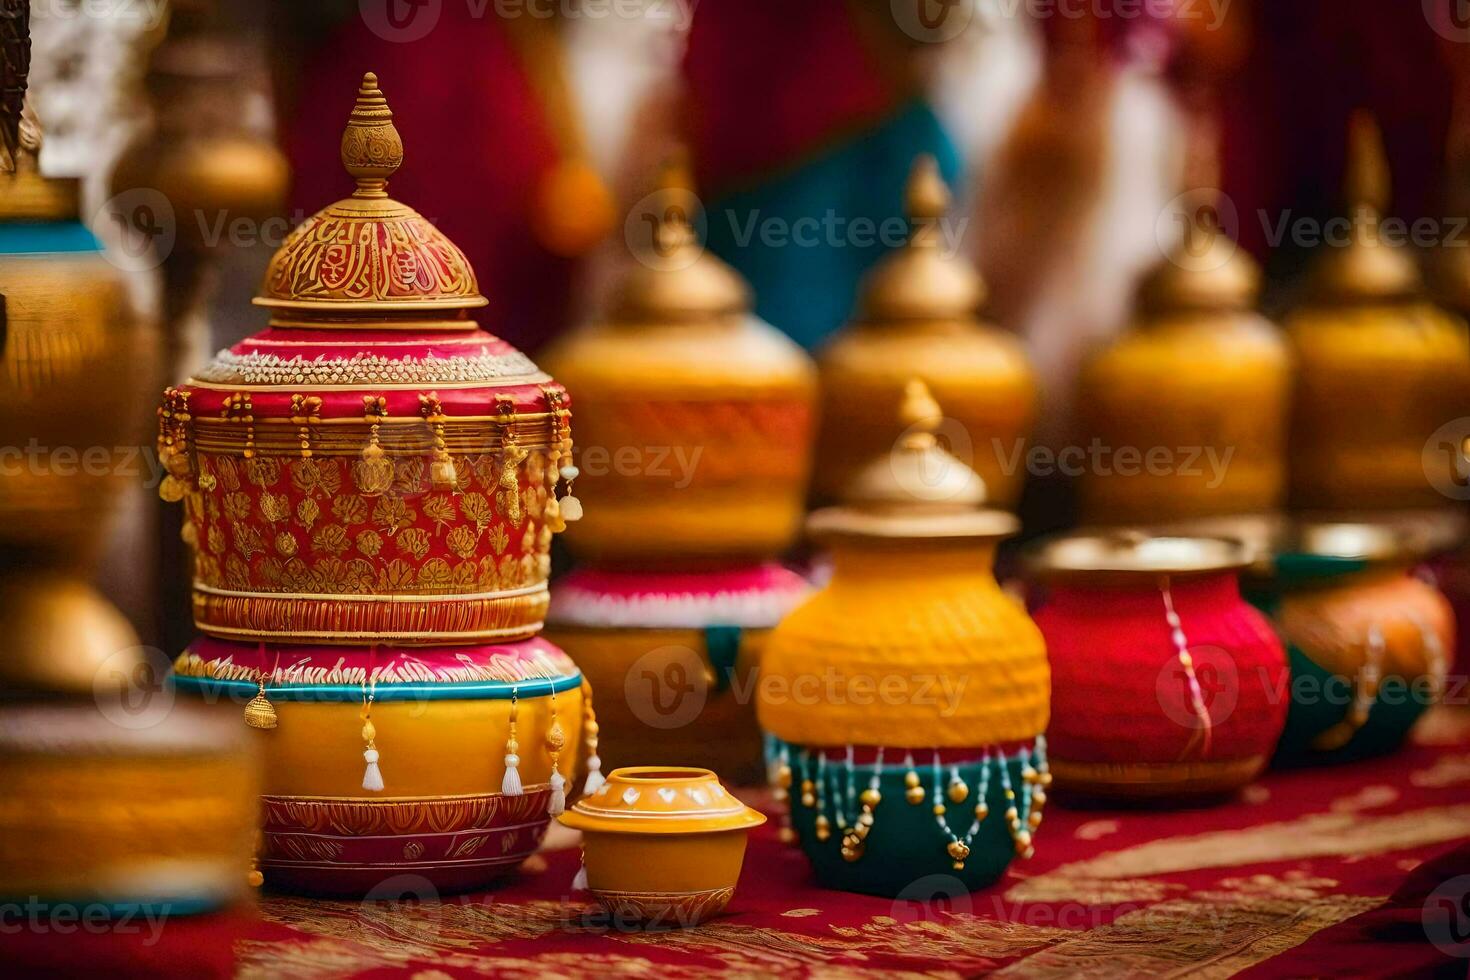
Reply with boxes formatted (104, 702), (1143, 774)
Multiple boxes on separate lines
(605, 151), (750, 322)
(808, 380), (1013, 542)
(341, 71), (403, 199)
(841, 379), (987, 513)
(898, 378), (943, 451)
(1134, 113), (1260, 316)
(1346, 109), (1389, 218)
(855, 154), (984, 322)
(906, 154), (949, 227)
(1305, 109), (1420, 303)
(651, 151), (698, 256)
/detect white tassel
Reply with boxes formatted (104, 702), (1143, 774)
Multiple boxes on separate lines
(559, 494), (583, 522)
(572, 862), (588, 891)
(502, 690), (523, 796)
(549, 769), (566, 815)
(502, 752), (523, 796)
(582, 755), (605, 795)
(362, 748), (384, 792)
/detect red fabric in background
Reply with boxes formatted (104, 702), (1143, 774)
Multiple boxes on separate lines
(217, 710), (1470, 976)
(1215, 0), (1455, 264)
(283, 10), (573, 353)
(682, 0), (900, 195)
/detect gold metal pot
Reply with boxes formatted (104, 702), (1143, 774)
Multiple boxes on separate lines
(813, 156), (1037, 509)
(1286, 114), (1470, 512)
(0, 118), (155, 570)
(542, 164), (817, 568)
(1077, 192), (1290, 524)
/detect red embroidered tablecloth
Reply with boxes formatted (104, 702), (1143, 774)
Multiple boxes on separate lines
(20, 709), (1470, 978)
(216, 707), (1470, 978)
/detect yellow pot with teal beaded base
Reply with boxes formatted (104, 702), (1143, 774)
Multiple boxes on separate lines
(759, 381), (1051, 898)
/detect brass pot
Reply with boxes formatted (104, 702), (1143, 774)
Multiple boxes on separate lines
(542, 166), (817, 568)
(1286, 115), (1470, 512)
(814, 157), (1036, 509)
(0, 167), (154, 569)
(1078, 209), (1290, 524)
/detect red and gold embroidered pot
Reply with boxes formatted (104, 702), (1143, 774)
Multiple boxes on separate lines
(1029, 533), (1288, 803)
(543, 564), (811, 784)
(540, 164), (816, 568)
(558, 766), (765, 926)
(155, 73), (577, 646)
(172, 637), (586, 896)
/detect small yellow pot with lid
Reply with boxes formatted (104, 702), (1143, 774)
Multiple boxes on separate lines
(558, 766), (765, 927)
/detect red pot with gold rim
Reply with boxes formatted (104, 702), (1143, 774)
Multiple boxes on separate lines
(1028, 534), (1289, 803)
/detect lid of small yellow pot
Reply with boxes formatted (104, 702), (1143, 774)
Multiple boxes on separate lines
(604, 157), (751, 324)
(1028, 530), (1252, 583)
(853, 155), (984, 324)
(1303, 112), (1421, 305)
(807, 379), (1018, 543)
(558, 766), (766, 835)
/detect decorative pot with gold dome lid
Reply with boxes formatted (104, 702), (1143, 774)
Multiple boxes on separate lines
(157, 74), (594, 896)
(157, 73), (577, 645)
(540, 160), (817, 568)
(759, 381), (1050, 898)
(1286, 113), (1470, 512)
(1076, 131), (1291, 525)
(812, 156), (1037, 509)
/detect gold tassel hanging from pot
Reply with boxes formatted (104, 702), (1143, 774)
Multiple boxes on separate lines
(502, 687), (524, 796)
(580, 679), (603, 795)
(546, 688), (567, 815)
(361, 682), (384, 792)
(243, 643), (277, 729)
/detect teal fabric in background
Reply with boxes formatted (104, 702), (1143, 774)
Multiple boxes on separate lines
(702, 101), (962, 352)
(0, 221), (103, 255)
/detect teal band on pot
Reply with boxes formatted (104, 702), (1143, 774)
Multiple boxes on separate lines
(704, 624), (742, 692)
(0, 221), (103, 254)
(170, 670), (583, 703)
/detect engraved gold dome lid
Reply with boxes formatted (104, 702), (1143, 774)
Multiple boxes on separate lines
(254, 72), (486, 319)
(853, 155), (984, 324)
